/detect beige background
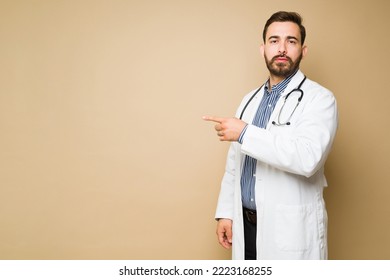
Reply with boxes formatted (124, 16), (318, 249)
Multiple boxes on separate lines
(1, 0), (389, 260)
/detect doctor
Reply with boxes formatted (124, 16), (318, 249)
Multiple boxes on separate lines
(203, 11), (338, 260)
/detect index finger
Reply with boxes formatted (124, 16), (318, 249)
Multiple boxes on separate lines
(202, 115), (224, 123)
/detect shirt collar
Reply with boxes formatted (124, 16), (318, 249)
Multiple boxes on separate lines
(264, 69), (299, 94)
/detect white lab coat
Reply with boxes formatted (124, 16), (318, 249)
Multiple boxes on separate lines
(215, 70), (338, 260)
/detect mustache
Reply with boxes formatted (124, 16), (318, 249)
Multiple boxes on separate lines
(271, 55), (292, 63)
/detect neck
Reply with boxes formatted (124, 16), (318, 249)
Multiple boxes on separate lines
(269, 74), (284, 88)
(268, 69), (300, 88)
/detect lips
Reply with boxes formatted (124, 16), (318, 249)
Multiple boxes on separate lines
(273, 56), (291, 64)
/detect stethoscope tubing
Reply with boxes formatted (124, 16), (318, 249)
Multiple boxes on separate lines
(239, 76), (307, 125)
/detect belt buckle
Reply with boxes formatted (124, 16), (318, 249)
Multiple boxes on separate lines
(244, 208), (257, 224)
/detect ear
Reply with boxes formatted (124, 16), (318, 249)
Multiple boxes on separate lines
(302, 45), (308, 58)
(260, 44), (265, 58)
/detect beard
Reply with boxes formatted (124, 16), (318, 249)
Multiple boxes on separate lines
(265, 52), (303, 78)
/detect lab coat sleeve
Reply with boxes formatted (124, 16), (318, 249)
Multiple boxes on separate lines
(240, 86), (338, 177)
(214, 90), (258, 220)
(215, 143), (237, 220)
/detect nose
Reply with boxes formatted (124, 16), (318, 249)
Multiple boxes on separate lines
(278, 42), (287, 55)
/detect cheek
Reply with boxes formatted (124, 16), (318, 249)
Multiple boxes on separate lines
(287, 47), (303, 58)
(264, 47), (277, 59)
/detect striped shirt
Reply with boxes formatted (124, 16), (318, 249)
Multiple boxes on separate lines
(239, 71), (297, 210)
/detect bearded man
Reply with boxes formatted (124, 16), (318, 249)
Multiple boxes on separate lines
(204, 11), (338, 260)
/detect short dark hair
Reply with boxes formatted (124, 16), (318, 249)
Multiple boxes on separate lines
(262, 11), (306, 44)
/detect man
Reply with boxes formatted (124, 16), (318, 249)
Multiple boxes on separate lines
(203, 11), (338, 260)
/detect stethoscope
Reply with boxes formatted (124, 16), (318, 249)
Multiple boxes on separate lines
(239, 76), (306, 126)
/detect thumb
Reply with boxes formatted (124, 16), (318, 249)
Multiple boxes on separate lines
(225, 224), (233, 243)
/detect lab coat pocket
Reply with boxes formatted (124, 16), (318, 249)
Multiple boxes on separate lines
(275, 204), (314, 252)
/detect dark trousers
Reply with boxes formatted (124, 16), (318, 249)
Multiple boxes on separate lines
(243, 211), (257, 260)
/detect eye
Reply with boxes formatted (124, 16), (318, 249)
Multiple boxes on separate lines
(288, 39), (297, 45)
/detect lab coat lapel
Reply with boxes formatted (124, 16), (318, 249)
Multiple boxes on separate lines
(241, 86), (264, 124)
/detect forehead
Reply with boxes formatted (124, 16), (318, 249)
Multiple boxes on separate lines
(265, 21), (301, 41)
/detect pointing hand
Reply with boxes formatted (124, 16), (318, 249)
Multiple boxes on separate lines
(203, 116), (247, 142)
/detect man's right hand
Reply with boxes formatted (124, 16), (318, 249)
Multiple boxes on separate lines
(216, 218), (233, 249)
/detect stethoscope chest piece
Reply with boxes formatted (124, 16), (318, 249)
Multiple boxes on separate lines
(272, 86), (304, 126)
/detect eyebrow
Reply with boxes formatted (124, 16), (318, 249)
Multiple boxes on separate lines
(287, 36), (299, 41)
(267, 35), (280, 40)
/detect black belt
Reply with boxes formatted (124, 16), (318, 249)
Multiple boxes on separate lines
(243, 207), (257, 224)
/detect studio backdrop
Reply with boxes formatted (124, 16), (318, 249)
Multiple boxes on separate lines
(0, 0), (389, 259)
